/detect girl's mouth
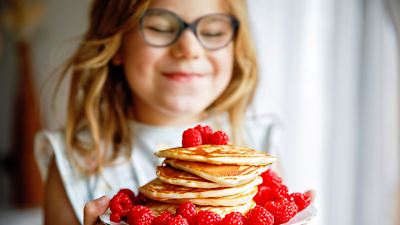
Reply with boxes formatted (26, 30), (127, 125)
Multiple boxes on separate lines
(162, 72), (203, 82)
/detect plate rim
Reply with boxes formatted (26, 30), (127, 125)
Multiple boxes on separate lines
(99, 204), (317, 225)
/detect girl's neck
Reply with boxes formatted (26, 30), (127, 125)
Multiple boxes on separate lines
(131, 108), (206, 126)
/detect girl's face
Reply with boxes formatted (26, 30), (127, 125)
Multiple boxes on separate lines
(117, 0), (234, 125)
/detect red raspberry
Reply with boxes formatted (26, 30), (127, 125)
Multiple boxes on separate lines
(221, 212), (246, 225)
(264, 199), (298, 224)
(176, 202), (197, 224)
(182, 128), (202, 147)
(167, 215), (189, 225)
(269, 183), (289, 201)
(110, 192), (134, 216)
(153, 211), (173, 225)
(253, 184), (270, 206)
(253, 183), (289, 205)
(134, 193), (149, 205)
(118, 188), (135, 200)
(120, 194), (135, 214)
(110, 212), (122, 222)
(289, 192), (311, 211)
(210, 131), (229, 145)
(127, 205), (154, 225)
(110, 194), (124, 213)
(246, 205), (274, 225)
(193, 210), (222, 225)
(261, 169), (283, 186)
(194, 125), (213, 144)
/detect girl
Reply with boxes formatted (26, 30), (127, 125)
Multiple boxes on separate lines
(35, 0), (282, 224)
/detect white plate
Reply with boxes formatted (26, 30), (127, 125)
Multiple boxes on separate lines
(100, 204), (316, 225)
(282, 204), (317, 225)
(100, 210), (128, 225)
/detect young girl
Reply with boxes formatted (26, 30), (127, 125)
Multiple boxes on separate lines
(34, 0), (282, 224)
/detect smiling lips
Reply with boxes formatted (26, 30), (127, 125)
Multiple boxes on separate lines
(163, 72), (203, 82)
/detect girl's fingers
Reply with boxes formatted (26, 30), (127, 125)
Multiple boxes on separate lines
(83, 196), (110, 225)
(305, 189), (316, 202)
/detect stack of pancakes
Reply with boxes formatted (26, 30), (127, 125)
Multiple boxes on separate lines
(139, 145), (276, 216)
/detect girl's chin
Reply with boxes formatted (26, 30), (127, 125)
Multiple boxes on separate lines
(162, 107), (204, 118)
(156, 104), (209, 121)
(159, 97), (209, 112)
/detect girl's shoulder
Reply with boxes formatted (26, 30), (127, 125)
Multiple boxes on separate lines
(209, 112), (283, 153)
(34, 129), (91, 223)
(34, 129), (94, 178)
(243, 113), (284, 154)
(34, 129), (66, 179)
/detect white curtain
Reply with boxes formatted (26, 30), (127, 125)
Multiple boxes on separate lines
(248, 0), (399, 225)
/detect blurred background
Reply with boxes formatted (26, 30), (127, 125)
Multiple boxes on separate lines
(0, 0), (398, 225)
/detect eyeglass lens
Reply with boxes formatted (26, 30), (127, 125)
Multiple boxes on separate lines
(140, 9), (238, 50)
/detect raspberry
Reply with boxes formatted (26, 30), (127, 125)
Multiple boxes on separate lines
(176, 202), (197, 224)
(221, 212), (246, 225)
(182, 128), (202, 147)
(110, 192), (134, 216)
(254, 183), (289, 205)
(134, 193), (149, 205)
(289, 192), (311, 211)
(210, 131), (229, 145)
(194, 125), (213, 144)
(153, 211), (173, 225)
(253, 184), (270, 206)
(269, 183), (289, 201)
(193, 210), (222, 225)
(264, 199), (298, 224)
(110, 194), (124, 213)
(118, 188), (135, 200)
(261, 169), (283, 186)
(167, 215), (189, 225)
(110, 212), (122, 222)
(246, 205), (274, 225)
(127, 205), (154, 225)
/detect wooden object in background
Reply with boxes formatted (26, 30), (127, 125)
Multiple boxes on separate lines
(11, 39), (44, 207)
(1, 0), (45, 208)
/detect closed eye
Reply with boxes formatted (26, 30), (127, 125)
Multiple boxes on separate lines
(146, 26), (175, 33)
(201, 31), (225, 37)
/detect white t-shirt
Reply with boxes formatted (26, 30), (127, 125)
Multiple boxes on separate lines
(34, 115), (282, 224)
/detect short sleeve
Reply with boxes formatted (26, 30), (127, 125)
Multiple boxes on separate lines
(244, 115), (285, 175)
(34, 131), (54, 181)
(34, 130), (88, 224)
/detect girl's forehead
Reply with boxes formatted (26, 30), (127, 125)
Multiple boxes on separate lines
(148, 0), (229, 21)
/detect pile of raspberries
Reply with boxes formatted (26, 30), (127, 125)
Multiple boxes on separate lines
(182, 125), (229, 147)
(109, 169), (311, 225)
(252, 169), (311, 224)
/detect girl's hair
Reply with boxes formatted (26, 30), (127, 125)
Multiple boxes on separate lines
(58, 0), (258, 174)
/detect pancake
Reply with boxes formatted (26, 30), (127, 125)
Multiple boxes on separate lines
(146, 200), (257, 217)
(157, 165), (236, 188)
(139, 177), (262, 199)
(155, 145), (275, 165)
(165, 158), (269, 186)
(150, 186), (258, 206)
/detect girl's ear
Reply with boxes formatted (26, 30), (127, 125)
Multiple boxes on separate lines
(112, 52), (123, 66)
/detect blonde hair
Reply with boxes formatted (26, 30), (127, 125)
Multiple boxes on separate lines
(58, 0), (258, 174)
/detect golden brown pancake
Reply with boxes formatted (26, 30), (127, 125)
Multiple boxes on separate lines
(155, 145), (276, 165)
(145, 200), (257, 217)
(165, 158), (269, 186)
(157, 165), (236, 188)
(148, 186), (258, 206)
(139, 177), (262, 199)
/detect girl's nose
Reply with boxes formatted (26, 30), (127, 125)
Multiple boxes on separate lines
(170, 30), (205, 59)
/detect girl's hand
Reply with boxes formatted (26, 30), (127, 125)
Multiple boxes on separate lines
(83, 196), (110, 225)
(305, 189), (316, 202)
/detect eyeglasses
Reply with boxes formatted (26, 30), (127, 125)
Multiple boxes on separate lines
(139, 8), (239, 51)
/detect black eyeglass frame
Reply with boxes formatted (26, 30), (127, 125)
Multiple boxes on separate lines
(139, 8), (240, 51)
